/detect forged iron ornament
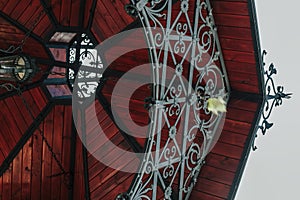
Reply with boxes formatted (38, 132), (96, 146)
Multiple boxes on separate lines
(72, 1), (229, 200)
(252, 50), (292, 151)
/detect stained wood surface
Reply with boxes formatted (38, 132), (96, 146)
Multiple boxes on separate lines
(0, 0), (263, 199)
(0, 105), (73, 200)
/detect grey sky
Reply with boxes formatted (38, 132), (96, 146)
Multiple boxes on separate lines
(236, 0), (300, 199)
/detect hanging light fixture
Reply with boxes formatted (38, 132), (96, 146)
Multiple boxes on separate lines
(0, 55), (35, 82)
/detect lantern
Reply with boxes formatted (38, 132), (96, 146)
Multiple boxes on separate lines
(0, 55), (35, 82)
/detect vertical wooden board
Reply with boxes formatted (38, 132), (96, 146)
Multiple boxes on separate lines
(51, 0), (61, 23)
(111, 0), (134, 24)
(190, 190), (224, 200)
(33, 14), (54, 38)
(10, 0), (32, 19)
(0, 176), (2, 200)
(41, 109), (54, 199)
(50, 105), (64, 200)
(73, 137), (85, 200)
(29, 87), (47, 111)
(70, 0), (81, 26)
(11, 152), (22, 200)
(23, 90), (40, 118)
(60, 106), (72, 200)
(0, 102), (17, 151)
(11, 95), (32, 127)
(2, 0), (18, 14)
(17, 3), (37, 25)
(2, 166), (12, 200)
(0, 150), (5, 165)
(0, 0), (9, 9)
(31, 131), (43, 200)
(102, 1), (127, 28)
(4, 97), (27, 133)
(92, 8), (112, 39)
(24, 4), (43, 28)
(211, 142), (244, 160)
(60, 0), (72, 26)
(1, 100), (22, 142)
(194, 177), (231, 199)
(83, 0), (93, 28)
(211, 1), (249, 16)
(95, 1), (119, 36)
(21, 137), (32, 200)
(102, 174), (135, 199)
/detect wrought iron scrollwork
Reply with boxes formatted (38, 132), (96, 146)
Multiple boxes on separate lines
(252, 50), (292, 151)
(67, 33), (103, 101)
(122, 0), (229, 199)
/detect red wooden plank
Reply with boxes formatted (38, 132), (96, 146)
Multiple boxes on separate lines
(219, 130), (247, 148)
(2, 166), (12, 200)
(102, 174), (136, 199)
(223, 50), (256, 64)
(83, 0), (93, 28)
(11, 152), (22, 200)
(194, 177), (231, 199)
(190, 190), (224, 200)
(95, 1), (120, 37)
(73, 136), (85, 200)
(92, 7), (113, 39)
(21, 137), (32, 200)
(225, 60), (257, 75)
(1, 100), (22, 142)
(51, 0), (61, 22)
(205, 153), (240, 173)
(227, 108), (256, 124)
(111, 0), (134, 24)
(220, 37), (254, 53)
(2, 0), (18, 15)
(4, 97), (27, 133)
(33, 14), (54, 38)
(0, 0), (9, 9)
(223, 119), (252, 135)
(229, 98), (259, 112)
(31, 131), (43, 200)
(0, 102), (18, 151)
(51, 105), (64, 200)
(0, 176), (2, 200)
(60, 106), (72, 200)
(23, 90), (40, 118)
(232, 82), (260, 94)
(218, 26), (252, 42)
(60, 0), (72, 26)
(11, 0), (32, 20)
(212, 1), (249, 16)
(211, 142), (244, 160)
(70, 0), (80, 26)
(102, 1), (127, 28)
(228, 71), (259, 87)
(200, 165), (235, 185)
(41, 109), (54, 199)
(12, 95), (32, 126)
(214, 13), (251, 28)
(17, 2), (38, 26)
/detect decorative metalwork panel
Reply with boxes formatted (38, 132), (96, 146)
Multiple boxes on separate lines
(121, 0), (230, 199)
(68, 33), (103, 100)
(252, 51), (292, 150)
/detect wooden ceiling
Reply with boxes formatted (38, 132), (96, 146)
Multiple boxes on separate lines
(0, 0), (264, 200)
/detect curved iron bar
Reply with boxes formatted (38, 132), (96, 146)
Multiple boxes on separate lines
(119, 0), (229, 199)
(252, 50), (292, 151)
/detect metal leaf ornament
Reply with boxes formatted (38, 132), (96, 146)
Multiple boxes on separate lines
(207, 96), (227, 115)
